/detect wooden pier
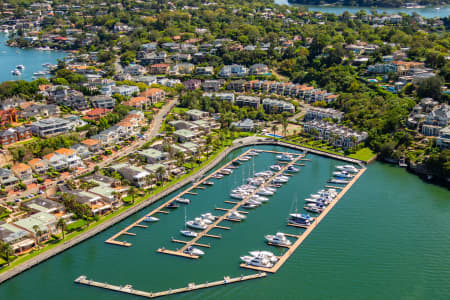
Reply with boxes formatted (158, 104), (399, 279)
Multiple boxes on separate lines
(240, 167), (366, 273)
(105, 149), (259, 246)
(158, 153), (306, 258)
(74, 273), (267, 299)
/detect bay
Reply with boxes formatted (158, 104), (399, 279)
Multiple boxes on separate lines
(0, 33), (66, 83)
(0, 144), (449, 299)
(275, 1), (450, 18)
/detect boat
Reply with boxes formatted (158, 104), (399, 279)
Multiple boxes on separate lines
(336, 165), (359, 173)
(328, 178), (349, 184)
(241, 202), (258, 209)
(248, 151), (259, 156)
(273, 176), (288, 183)
(286, 165), (299, 172)
(213, 174), (223, 179)
(144, 216), (159, 222)
(203, 180), (214, 186)
(248, 251), (279, 263)
(33, 71), (46, 77)
(333, 171), (353, 179)
(270, 164), (282, 171)
(238, 156), (251, 162)
(304, 206), (324, 213)
(166, 202), (179, 209)
(230, 192), (246, 200)
(183, 246), (204, 256)
(289, 213), (314, 226)
(16, 65), (25, 70)
(276, 154), (293, 161)
(176, 197), (190, 204)
(232, 160), (242, 166)
(180, 230), (197, 237)
(250, 195), (268, 202)
(220, 168), (233, 175)
(186, 217), (208, 230)
(305, 198), (329, 205)
(257, 188), (274, 196)
(265, 232), (292, 247)
(240, 255), (273, 268)
(11, 69), (21, 76)
(228, 211), (246, 220)
(201, 213), (216, 222)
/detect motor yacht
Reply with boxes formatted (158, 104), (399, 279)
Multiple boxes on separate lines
(213, 173), (224, 179)
(16, 65), (25, 70)
(248, 151), (259, 156)
(273, 176), (289, 183)
(176, 197), (190, 204)
(257, 188), (274, 196)
(265, 232), (292, 247)
(144, 216), (159, 222)
(248, 251), (279, 263)
(286, 165), (299, 172)
(289, 213), (314, 226)
(184, 246), (204, 256)
(167, 202), (179, 209)
(232, 160), (242, 166)
(180, 230), (197, 237)
(305, 198), (329, 205)
(230, 193), (246, 200)
(201, 213), (216, 222)
(11, 69), (21, 76)
(270, 164), (282, 171)
(241, 255), (273, 268)
(186, 218), (208, 230)
(220, 168), (233, 175)
(203, 181), (214, 186)
(228, 211), (246, 220)
(328, 178), (349, 184)
(333, 171), (353, 179)
(241, 202), (258, 209)
(276, 154), (293, 161)
(336, 165), (359, 173)
(250, 195), (268, 202)
(304, 205), (324, 213)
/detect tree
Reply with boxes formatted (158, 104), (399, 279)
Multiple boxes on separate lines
(32, 225), (42, 249)
(57, 218), (66, 240)
(281, 117), (289, 137)
(417, 76), (443, 101)
(0, 242), (13, 266)
(128, 186), (138, 204)
(271, 124), (278, 136)
(156, 166), (166, 183)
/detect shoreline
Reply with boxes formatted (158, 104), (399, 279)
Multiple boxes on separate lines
(0, 138), (366, 284)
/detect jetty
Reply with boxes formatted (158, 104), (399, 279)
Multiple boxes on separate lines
(240, 166), (366, 273)
(74, 273), (267, 299)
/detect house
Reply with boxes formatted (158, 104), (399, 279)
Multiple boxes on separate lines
(141, 52), (167, 65)
(81, 174), (124, 208)
(170, 63), (195, 75)
(123, 97), (150, 109)
(90, 95), (115, 109)
(236, 95), (260, 109)
(0, 168), (19, 189)
(0, 126), (33, 147)
(168, 120), (197, 131)
(70, 143), (92, 159)
(0, 221), (34, 254)
(56, 90), (89, 110)
(81, 139), (101, 152)
(110, 85), (139, 97)
(219, 64), (248, 77)
(0, 108), (18, 126)
(196, 66), (214, 76)
(249, 64), (269, 75)
(202, 80), (223, 92)
(14, 212), (58, 242)
(231, 119), (255, 131)
(437, 126), (450, 149)
(137, 148), (167, 163)
(20, 104), (59, 119)
(11, 163), (33, 183)
(83, 108), (111, 120)
(21, 198), (64, 215)
(179, 142), (199, 154)
(262, 98), (295, 114)
(149, 64), (170, 74)
(173, 129), (197, 142)
(45, 148), (84, 170)
(109, 163), (150, 188)
(30, 118), (71, 137)
(66, 190), (111, 215)
(305, 108), (344, 122)
(183, 79), (202, 90)
(124, 64), (146, 76)
(227, 80), (246, 92)
(185, 109), (208, 121)
(202, 92), (235, 103)
(27, 158), (48, 174)
(303, 121), (368, 149)
(421, 105), (450, 136)
(140, 88), (165, 104)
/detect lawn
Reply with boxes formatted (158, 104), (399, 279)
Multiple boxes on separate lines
(172, 107), (189, 114)
(348, 148), (377, 162)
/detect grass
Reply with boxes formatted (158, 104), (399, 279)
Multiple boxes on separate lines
(172, 107), (189, 114)
(0, 144), (229, 275)
(348, 148), (377, 162)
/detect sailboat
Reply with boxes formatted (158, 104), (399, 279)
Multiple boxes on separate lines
(180, 207), (198, 237)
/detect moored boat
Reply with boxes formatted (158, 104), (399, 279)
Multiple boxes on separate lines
(265, 232), (292, 247)
(144, 216), (159, 222)
(183, 246), (204, 256)
(180, 230), (197, 237)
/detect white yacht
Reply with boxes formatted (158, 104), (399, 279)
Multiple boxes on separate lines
(250, 195), (268, 202)
(230, 192), (246, 200)
(228, 211), (246, 220)
(265, 232), (292, 247)
(257, 188), (274, 196)
(241, 255), (273, 268)
(186, 218), (208, 230)
(286, 165), (299, 172)
(176, 197), (190, 204)
(16, 65), (25, 70)
(11, 69), (21, 76)
(220, 168), (233, 175)
(249, 251), (279, 263)
(201, 213), (216, 222)
(184, 246), (204, 256)
(144, 216), (159, 222)
(270, 164), (282, 171)
(180, 230), (197, 237)
(276, 154), (293, 161)
(333, 171), (353, 179)
(336, 165), (359, 173)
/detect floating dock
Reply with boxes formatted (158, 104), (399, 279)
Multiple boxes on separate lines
(240, 167), (366, 273)
(74, 273), (267, 299)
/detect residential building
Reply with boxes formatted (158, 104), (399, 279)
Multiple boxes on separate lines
(0, 168), (19, 189)
(44, 148), (84, 170)
(22, 198), (64, 215)
(305, 108), (344, 122)
(137, 148), (167, 164)
(83, 108), (111, 120)
(202, 80), (223, 92)
(303, 121), (368, 149)
(437, 126), (450, 149)
(196, 66), (214, 76)
(202, 92), (235, 103)
(30, 118), (71, 137)
(81, 138), (101, 153)
(0, 108), (18, 126)
(27, 158), (48, 174)
(249, 64), (269, 75)
(109, 163), (150, 188)
(185, 109), (208, 121)
(70, 143), (93, 159)
(11, 163), (33, 183)
(81, 174), (124, 208)
(20, 104), (59, 119)
(90, 95), (115, 109)
(0, 221), (34, 254)
(140, 88), (165, 104)
(183, 79), (202, 90)
(149, 64), (170, 74)
(124, 64), (146, 76)
(262, 98), (295, 114)
(173, 129), (197, 142)
(236, 95), (260, 109)
(67, 190), (111, 215)
(110, 85), (139, 97)
(14, 212), (58, 242)
(231, 118), (255, 131)
(0, 126), (32, 147)
(219, 64), (248, 77)
(170, 63), (195, 75)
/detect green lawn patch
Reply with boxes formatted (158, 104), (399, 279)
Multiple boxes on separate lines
(348, 148), (376, 162)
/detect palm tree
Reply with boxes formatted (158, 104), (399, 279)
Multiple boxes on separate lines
(281, 118), (288, 137)
(0, 242), (13, 266)
(128, 186), (138, 204)
(175, 151), (185, 167)
(205, 135), (212, 158)
(271, 124), (278, 136)
(32, 225), (42, 249)
(156, 166), (166, 184)
(57, 218), (66, 240)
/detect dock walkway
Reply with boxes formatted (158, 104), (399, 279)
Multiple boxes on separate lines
(74, 273), (267, 299)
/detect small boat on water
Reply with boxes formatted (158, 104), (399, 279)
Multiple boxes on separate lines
(248, 251), (279, 263)
(228, 211), (246, 220)
(265, 232), (292, 247)
(240, 255), (273, 268)
(276, 154), (293, 161)
(186, 218), (208, 230)
(232, 160), (242, 166)
(220, 168), (233, 175)
(11, 69), (21, 76)
(248, 151), (259, 156)
(270, 164), (282, 171)
(239, 156), (252, 162)
(176, 197), (190, 204)
(257, 188), (274, 196)
(241, 202), (258, 209)
(144, 216), (159, 222)
(336, 165), (359, 173)
(304, 206), (324, 213)
(289, 213), (314, 226)
(333, 171), (353, 179)
(286, 165), (299, 173)
(203, 180), (214, 186)
(201, 213), (216, 222)
(180, 230), (197, 237)
(184, 246), (204, 256)
(328, 178), (349, 184)
(167, 202), (179, 209)
(213, 174), (224, 179)
(16, 65), (25, 70)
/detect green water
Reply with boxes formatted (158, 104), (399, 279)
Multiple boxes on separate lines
(0, 145), (449, 299)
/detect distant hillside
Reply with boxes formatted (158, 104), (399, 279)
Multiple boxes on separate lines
(288, 0), (445, 8)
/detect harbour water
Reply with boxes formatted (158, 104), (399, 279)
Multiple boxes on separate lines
(0, 145), (449, 299)
(0, 33), (66, 83)
(275, 1), (450, 18)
